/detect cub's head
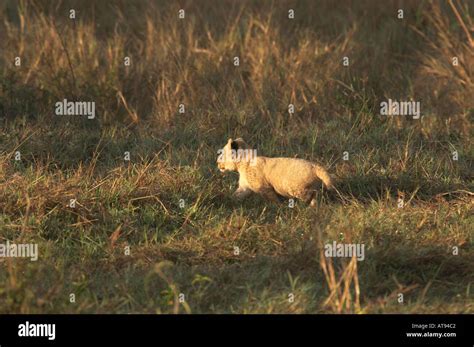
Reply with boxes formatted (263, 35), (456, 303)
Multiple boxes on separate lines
(217, 138), (248, 172)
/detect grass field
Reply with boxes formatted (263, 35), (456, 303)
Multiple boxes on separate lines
(0, 0), (473, 313)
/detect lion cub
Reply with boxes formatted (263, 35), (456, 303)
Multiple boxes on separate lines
(217, 138), (333, 206)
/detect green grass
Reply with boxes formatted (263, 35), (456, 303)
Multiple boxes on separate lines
(0, 0), (473, 313)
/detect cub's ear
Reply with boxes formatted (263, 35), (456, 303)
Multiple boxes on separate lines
(230, 139), (239, 151)
(233, 138), (248, 149)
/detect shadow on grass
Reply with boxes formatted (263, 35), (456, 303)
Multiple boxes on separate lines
(333, 174), (472, 202)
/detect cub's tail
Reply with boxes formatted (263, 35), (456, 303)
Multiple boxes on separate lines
(313, 165), (333, 190)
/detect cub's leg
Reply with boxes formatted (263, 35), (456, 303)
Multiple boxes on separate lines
(234, 187), (252, 200)
(295, 190), (316, 206)
(259, 187), (282, 203)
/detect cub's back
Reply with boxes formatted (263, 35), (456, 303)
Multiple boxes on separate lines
(261, 157), (318, 191)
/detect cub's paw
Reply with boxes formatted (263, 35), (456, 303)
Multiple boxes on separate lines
(233, 188), (251, 200)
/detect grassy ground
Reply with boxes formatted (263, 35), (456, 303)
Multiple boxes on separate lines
(0, 0), (473, 313)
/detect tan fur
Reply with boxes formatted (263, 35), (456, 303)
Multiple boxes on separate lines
(217, 138), (333, 206)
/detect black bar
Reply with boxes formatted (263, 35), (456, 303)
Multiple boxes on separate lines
(0, 314), (472, 346)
